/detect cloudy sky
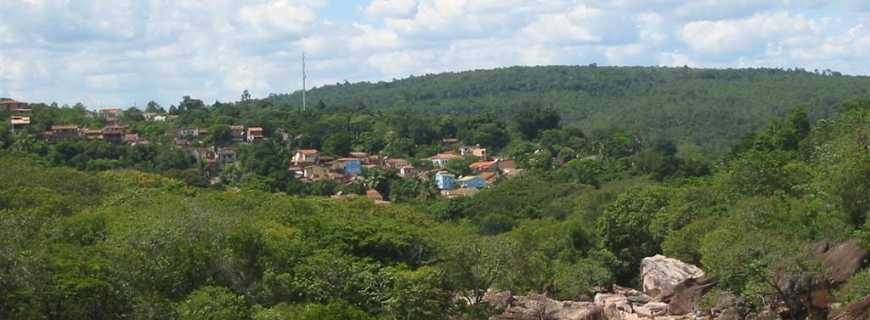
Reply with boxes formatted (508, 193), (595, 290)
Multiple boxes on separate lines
(1, 0), (869, 108)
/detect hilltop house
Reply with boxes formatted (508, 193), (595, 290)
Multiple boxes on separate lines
(98, 108), (123, 122)
(247, 127), (264, 143)
(435, 171), (456, 190)
(218, 147), (238, 164)
(0, 98), (28, 112)
(335, 158), (363, 176)
(9, 116), (30, 127)
(101, 125), (126, 142)
(49, 124), (80, 140)
(81, 128), (102, 140)
(143, 113), (167, 122)
(469, 160), (499, 173)
(460, 145), (488, 160)
(458, 175), (488, 189)
(292, 149), (320, 166)
(398, 165), (417, 178)
(427, 152), (462, 168)
(230, 125), (245, 141)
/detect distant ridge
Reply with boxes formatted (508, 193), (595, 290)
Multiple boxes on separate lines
(265, 65), (870, 154)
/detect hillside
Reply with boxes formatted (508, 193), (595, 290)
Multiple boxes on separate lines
(269, 66), (870, 154)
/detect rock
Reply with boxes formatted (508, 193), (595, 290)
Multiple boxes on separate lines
(494, 294), (605, 320)
(818, 239), (869, 285)
(484, 289), (515, 310)
(634, 302), (669, 317)
(660, 276), (718, 315)
(594, 293), (631, 312)
(830, 296), (870, 320)
(640, 255), (705, 297)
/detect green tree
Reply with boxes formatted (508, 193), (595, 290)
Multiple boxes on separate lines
(176, 286), (249, 320)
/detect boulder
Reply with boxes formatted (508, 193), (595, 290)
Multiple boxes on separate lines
(634, 302), (669, 317)
(640, 255), (706, 297)
(484, 289), (515, 310)
(660, 277), (718, 315)
(830, 296), (870, 320)
(494, 294), (605, 320)
(818, 239), (869, 285)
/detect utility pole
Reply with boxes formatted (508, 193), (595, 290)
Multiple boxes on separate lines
(302, 52), (307, 112)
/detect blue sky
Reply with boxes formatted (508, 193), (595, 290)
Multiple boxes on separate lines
(1, 0), (869, 109)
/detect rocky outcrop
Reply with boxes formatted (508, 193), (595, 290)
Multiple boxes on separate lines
(658, 276), (719, 315)
(830, 296), (870, 320)
(816, 239), (870, 285)
(491, 294), (604, 320)
(641, 255), (706, 298)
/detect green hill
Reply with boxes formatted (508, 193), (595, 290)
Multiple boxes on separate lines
(268, 66), (870, 154)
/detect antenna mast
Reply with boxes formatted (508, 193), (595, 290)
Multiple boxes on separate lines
(302, 52), (307, 111)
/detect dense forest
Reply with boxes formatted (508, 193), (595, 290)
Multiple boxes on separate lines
(1, 67), (870, 320)
(271, 66), (870, 154)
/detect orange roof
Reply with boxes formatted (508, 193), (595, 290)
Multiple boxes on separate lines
(469, 160), (498, 170)
(297, 149), (319, 155)
(0, 99), (23, 105)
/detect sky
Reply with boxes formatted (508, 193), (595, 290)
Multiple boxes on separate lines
(1, 0), (869, 109)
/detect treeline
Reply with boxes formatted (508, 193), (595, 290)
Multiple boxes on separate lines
(269, 66), (870, 154)
(1, 99), (869, 319)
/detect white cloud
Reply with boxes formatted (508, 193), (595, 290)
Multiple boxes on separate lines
(680, 12), (816, 55)
(365, 0), (418, 18)
(0, 0), (868, 107)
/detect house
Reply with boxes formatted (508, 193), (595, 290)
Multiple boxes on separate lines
(98, 108), (123, 122)
(497, 159), (521, 177)
(292, 149), (320, 165)
(9, 116), (30, 126)
(335, 158), (363, 176)
(230, 125), (245, 141)
(247, 127), (264, 143)
(0, 98), (28, 112)
(178, 128), (198, 138)
(469, 160), (499, 173)
(435, 171), (456, 190)
(427, 152), (462, 168)
(101, 125), (126, 142)
(174, 138), (191, 147)
(218, 147), (238, 164)
(481, 172), (499, 185)
(460, 145), (488, 160)
(81, 128), (102, 140)
(384, 158), (411, 169)
(458, 175), (488, 189)
(398, 165), (417, 178)
(196, 128), (209, 140)
(303, 165), (329, 180)
(143, 113), (166, 122)
(50, 124), (80, 140)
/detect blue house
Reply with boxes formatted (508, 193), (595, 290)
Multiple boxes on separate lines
(458, 175), (487, 189)
(337, 158), (363, 176)
(435, 172), (456, 190)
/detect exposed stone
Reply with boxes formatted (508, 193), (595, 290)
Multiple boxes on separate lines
(660, 276), (718, 315)
(484, 289), (515, 310)
(493, 294), (605, 320)
(640, 255), (705, 297)
(830, 296), (870, 320)
(818, 239), (869, 285)
(634, 302), (668, 317)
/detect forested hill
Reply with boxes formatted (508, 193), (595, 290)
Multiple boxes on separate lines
(268, 66), (870, 154)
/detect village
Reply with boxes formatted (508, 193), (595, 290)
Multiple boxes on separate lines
(3, 98), (522, 201)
